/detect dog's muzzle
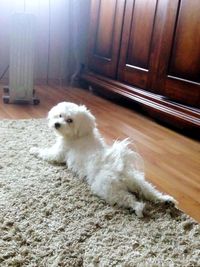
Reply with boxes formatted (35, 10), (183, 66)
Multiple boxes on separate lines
(54, 122), (61, 129)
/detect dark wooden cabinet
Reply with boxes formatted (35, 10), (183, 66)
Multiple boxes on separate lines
(82, 0), (200, 131)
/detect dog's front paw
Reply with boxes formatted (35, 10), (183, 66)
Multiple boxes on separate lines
(30, 147), (40, 156)
(134, 202), (146, 218)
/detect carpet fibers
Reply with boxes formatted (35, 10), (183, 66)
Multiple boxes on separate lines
(0, 119), (199, 267)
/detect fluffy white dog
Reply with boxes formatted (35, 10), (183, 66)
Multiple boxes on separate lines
(30, 102), (177, 217)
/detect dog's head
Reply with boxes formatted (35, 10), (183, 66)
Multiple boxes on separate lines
(48, 102), (96, 138)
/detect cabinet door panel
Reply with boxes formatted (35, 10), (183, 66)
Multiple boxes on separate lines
(87, 0), (125, 78)
(118, 0), (157, 89)
(156, 0), (200, 107)
(126, 0), (157, 69)
(168, 0), (200, 83)
(95, 1), (116, 58)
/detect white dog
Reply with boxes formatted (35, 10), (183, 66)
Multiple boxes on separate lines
(30, 102), (177, 217)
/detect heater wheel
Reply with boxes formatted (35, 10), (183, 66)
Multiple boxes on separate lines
(3, 96), (9, 104)
(3, 87), (9, 94)
(33, 99), (40, 105)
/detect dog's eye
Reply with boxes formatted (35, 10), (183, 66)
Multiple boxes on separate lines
(66, 118), (73, 123)
(59, 114), (62, 118)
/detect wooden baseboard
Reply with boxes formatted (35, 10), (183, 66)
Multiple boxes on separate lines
(81, 71), (200, 133)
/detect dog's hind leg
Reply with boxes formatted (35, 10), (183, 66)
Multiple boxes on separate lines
(131, 174), (177, 205)
(110, 190), (145, 218)
(141, 181), (177, 205)
(125, 171), (177, 205)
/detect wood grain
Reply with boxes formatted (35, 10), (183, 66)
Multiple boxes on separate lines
(0, 85), (199, 222)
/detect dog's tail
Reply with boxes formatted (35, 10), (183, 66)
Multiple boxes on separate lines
(104, 138), (144, 174)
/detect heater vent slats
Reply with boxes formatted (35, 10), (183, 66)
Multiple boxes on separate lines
(9, 13), (35, 102)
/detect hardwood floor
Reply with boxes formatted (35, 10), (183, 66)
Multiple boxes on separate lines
(0, 84), (200, 222)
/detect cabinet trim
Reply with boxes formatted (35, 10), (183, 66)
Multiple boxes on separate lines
(81, 71), (200, 132)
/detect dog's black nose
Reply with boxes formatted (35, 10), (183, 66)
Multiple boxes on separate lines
(55, 123), (61, 129)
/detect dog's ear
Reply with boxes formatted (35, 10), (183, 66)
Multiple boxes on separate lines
(75, 106), (96, 137)
(47, 105), (57, 120)
(47, 109), (52, 119)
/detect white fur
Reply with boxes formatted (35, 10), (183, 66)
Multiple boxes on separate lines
(30, 102), (177, 217)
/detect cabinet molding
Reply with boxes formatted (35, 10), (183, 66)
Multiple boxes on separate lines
(81, 71), (200, 132)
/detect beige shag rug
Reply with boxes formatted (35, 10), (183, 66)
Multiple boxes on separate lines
(0, 119), (199, 267)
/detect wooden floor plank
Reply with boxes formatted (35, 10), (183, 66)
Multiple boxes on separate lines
(0, 84), (199, 222)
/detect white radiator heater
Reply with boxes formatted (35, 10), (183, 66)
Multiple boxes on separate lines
(3, 13), (39, 104)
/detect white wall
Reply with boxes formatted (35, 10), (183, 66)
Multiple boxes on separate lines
(0, 0), (90, 85)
